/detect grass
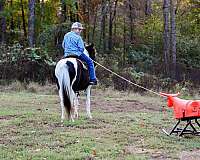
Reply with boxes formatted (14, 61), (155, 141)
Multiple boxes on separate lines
(0, 89), (200, 160)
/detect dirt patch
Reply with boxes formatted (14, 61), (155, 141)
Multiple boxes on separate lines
(123, 145), (170, 159)
(180, 150), (200, 160)
(0, 115), (19, 121)
(78, 90), (162, 113)
(93, 99), (159, 113)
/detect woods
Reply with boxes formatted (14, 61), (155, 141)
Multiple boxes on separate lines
(0, 0), (199, 90)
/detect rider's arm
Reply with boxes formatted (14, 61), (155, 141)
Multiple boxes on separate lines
(77, 37), (85, 54)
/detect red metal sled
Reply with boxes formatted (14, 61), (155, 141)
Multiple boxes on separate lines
(160, 92), (200, 136)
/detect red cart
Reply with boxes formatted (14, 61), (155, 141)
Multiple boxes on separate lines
(160, 92), (200, 136)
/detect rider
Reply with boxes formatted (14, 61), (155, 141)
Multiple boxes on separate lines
(62, 22), (97, 85)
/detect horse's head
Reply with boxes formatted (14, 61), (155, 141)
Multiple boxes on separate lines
(85, 43), (96, 61)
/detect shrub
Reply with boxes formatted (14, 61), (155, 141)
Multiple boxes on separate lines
(0, 43), (56, 84)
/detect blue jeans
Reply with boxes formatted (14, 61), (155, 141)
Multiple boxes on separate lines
(79, 53), (97, 81)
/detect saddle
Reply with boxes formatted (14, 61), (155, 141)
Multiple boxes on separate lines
(63, 55), (79, 59)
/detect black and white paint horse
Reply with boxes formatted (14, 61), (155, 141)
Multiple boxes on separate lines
(55, 44), (96, 122)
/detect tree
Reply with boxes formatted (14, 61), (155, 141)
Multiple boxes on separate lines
(127, 0), (134, 42)
(0, 0), (6, 43)
(108, 0), (118, 53)
(163, 0), (170, 75)
(10, 0), (14, 32)
(20, 0), (27, 37)
(28, 0), (35, 47)
(60, 0), (67, 23)
(91, 1), (99, 42)
(170, 0), (177, 78)
(99, 0), (108, 52)
(145, 0), (152, 16)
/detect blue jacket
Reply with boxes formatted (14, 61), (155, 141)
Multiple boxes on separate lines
(62, 31), (84, 57)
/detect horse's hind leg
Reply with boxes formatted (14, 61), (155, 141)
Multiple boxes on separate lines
(59, 89), (65, 123)
(69, 90), (77, 122)
(85, 86), (92, 119)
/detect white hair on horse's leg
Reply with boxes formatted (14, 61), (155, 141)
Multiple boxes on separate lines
(70, 110), (75, 122)
(74, 95), (79, 118)
(59, 89), (65, 123)
(76, 93), (80, 106)
(85, 86), (92, 119)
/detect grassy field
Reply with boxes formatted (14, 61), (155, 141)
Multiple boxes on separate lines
(0, 88), (200, 160)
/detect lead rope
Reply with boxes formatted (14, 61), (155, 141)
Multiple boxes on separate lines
(93, 60), (161, 97)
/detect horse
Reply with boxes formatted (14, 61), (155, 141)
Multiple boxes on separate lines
(55, 43), (96, 122)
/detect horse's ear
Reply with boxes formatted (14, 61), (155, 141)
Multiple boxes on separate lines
(90, 43), (94, 47)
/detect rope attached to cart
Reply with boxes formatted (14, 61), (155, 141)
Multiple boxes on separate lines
(93, 60), (161, 96)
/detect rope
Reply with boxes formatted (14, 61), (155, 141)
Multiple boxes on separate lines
(93, 60), (161, 96)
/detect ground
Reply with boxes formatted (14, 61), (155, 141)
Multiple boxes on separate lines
(0, 88), (200, 160)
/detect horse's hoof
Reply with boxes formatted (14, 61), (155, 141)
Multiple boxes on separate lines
(71, 118), (75, 122)
(88, 115), (92, 119)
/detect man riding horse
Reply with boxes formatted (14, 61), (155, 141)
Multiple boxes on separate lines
(55, 22), (97, 122)
(62, 22), (97, 85)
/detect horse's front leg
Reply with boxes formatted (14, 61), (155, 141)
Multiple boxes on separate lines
(85, 86), (92, 119)
(73, 93), (79, 119)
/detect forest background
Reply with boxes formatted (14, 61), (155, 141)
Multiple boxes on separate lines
(0, 0), (199, 93)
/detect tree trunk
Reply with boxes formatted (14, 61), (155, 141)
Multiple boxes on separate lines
(128, 0), (134, 43)
(108, 0), (118, 53)
(91, 9), (97, 42)
(123, 16), (126, 66)
(170, 0), (177, 79)
(10, 0), (14, 31)
(145, 0), (152, 16)
(99, 0), (107, 52)
(28, 0), (35, 47)
(81, 0), (89, 41)
(81, 0), (86, 39)
(0, 0), (6, 43)
(163, 0), (170, 75)
(75, 1), (79, 22)
(21, 0), (27, 37)
(41, 0), (45, 21)
(61, 0), (66, 23)
(86, 0), (90, 42)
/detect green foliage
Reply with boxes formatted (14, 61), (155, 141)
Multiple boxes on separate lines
(137, 15), (163, 44)
(0, 43), (23, 63)
(0, 43), (55, 65)
(177, 1), (200, 37)
(177, 37), (200, 68)
(127, 44), (158, 72)
(0, 43), (55, 83)
(65, 0), (77, 11)
(37, 22), (71, 58)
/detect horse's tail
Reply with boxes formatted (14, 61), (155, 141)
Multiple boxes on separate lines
(55, 61), (73, 117)
(62, 68), (72, 116)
